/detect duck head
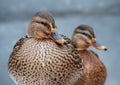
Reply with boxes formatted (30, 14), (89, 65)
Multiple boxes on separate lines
(28, 11), (66, 45)
(72, 25), (107, 51)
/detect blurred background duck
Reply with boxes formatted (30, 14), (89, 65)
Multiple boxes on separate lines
(72, 25), (107, 85)
(8, 12), (84, 85)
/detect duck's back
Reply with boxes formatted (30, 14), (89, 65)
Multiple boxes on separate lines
(75, 50), (107, 85)
(8, 36), (83, 85)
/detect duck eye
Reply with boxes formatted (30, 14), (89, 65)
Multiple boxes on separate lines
(82, 32), (86, 35)
(40, 22), (48, 26)
(80, 32), (87, 36)
(81, 32), (92, 39)
(38, 21), (50, 28)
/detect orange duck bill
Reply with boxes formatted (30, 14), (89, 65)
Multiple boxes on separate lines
(50, 33), (67, 45)
(92, 41), (107, 51)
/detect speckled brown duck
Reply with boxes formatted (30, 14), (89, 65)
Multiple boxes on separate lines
(72, 25), (107, 85)
(8, 12), (84, 85)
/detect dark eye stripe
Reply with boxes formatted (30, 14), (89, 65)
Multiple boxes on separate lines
(76, 32), (92, 39)
(36, 21), (50, 28)
(40, 22), (48, 26)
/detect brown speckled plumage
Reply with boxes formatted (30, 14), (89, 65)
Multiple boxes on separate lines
(72, 25), (107, 85)
(8, 12), (84, 85)
(75, 50), (107, 85)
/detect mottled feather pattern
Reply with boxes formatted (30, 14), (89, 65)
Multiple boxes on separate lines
(8, 36), (84, 85)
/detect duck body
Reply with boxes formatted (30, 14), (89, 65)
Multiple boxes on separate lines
(75, 50), (107, 85)
(8, 12), (84, 85)
(8, 35), (83, 85)
(72, 25), (107, 85)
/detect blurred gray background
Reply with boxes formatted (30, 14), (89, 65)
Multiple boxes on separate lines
(0, 0), (120, 85)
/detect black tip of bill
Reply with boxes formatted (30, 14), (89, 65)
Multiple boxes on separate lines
(93, 41), (107, 51)
(104, 48), (107, 51)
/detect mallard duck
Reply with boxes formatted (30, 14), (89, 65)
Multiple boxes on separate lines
(8, 12), (84, 85)
(72, 25), (107, 85)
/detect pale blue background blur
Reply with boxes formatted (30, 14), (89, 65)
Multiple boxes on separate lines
(0, 0), (120, 85)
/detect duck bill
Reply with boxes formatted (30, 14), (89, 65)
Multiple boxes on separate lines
(50, 32), (66, 45)
(92, 41), (107, 51)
